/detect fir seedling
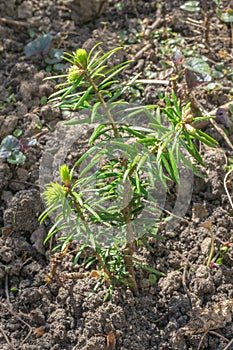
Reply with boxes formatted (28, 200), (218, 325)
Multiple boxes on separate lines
(40, 43), (217, 298)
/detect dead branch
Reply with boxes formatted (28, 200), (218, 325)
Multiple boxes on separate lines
(0, 17), (30, 27)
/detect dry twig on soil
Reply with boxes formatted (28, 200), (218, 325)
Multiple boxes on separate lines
(0, 17), (30, 27)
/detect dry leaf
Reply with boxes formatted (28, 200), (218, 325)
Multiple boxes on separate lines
(106, 331), (116, 350)
(34, 326), (47, 338)
(218, 50), (229, 59)
(142, 18), (149, 26)
(199, 220), (213, 229)
(90, 270), (102, 278)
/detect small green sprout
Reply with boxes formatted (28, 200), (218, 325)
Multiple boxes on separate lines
(59, 164), (72, 188)
(74, 48), (88, 69)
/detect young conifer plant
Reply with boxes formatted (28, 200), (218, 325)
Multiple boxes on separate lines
(39, 43), (217, 299)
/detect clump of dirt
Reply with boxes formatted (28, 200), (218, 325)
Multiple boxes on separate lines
(0, 0), (233, 349)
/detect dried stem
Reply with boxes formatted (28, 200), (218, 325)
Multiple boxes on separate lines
(206, 228), (215, 268)
(203, 13), (211, 48)
(223, 168), (233, 211)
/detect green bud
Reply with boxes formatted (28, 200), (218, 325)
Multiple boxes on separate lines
(60, 164), (72, 188)
(74, 48), (87, 69)
(220, 246), (228, 253)
(185, 123), (196, 135)
(182, 107), (193, 123)
(68, 66), (85, 83)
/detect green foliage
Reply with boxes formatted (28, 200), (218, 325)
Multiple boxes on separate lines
(46, 42), (131, 111)
(40, 43), (218, 298)
(181, 0), (233, 24)
(180, 1), (200, 12)
(0, 135), (37, 165)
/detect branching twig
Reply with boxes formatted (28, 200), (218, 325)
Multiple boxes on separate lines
(178, 249), (198, 309)
(197, 330), (208, 350)
(2, 271), (33, 347)
(0, 324), (16, 350)
(198, 330), (232, 350)
(1, 302), (33, 347)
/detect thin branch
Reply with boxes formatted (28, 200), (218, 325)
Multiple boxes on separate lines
(0, 17), (30, 27)
(197, 330), (208, 350)
(192, 98), (233, 150)
(5, 273), (10, 304)
(2, 276), (33, 347)
(135, 79), (170, 86)
(224, 168), (233, 210)
(1, 302), (33, 347)
(193, 101), (233, 130)
(209, 118), (233, 151)
(0, 324), (16, 350)
(223, 338), (233, 350)
(133, 43), (152, 61)
(209, 330), (229, 342)
(197, 329), (230, 350)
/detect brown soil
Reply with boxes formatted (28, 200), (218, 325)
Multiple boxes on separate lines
(0, 1), (233, 349)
